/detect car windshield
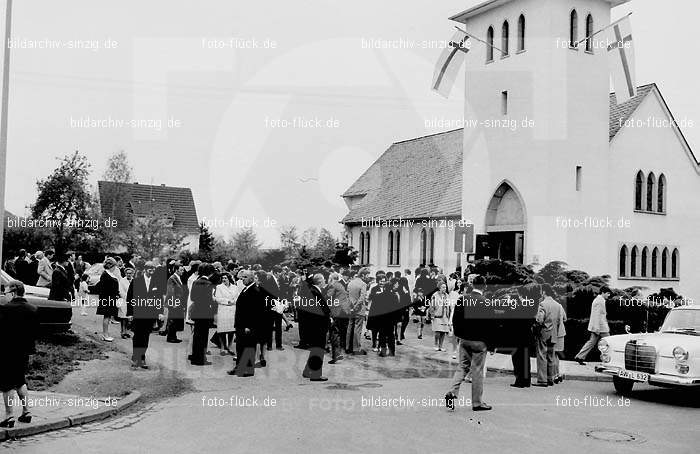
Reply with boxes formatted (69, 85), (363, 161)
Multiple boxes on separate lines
(660, 309), (700, 334)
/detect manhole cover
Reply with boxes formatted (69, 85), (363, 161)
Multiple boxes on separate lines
(326, 383), (361, 390)
(583, 429), (646, 443)
(326, 382), (383, 390)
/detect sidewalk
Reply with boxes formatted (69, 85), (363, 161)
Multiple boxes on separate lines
(396, 323), (611, 382)
(0, 390), (140, 441)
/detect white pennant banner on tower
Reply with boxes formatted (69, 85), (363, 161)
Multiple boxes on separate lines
(431, 29), (468, 98)
(605, 15), (636, 104)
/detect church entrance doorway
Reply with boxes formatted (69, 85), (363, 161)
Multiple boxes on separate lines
(476, 182), (526, 264)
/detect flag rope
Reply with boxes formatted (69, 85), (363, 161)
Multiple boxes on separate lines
(454, 26), (506, 55)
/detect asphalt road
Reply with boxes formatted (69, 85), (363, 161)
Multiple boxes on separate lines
(1, 308), (697, 453)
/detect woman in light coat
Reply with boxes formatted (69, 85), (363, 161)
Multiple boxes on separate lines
(429, 282), (452, 351)
(214, 273), (239, 355)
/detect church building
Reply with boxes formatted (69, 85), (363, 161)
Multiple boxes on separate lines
(341, 0), (700, 298)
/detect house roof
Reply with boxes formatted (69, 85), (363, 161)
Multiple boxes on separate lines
(98, 181), (199, 233)
(342, 84), (695, 224)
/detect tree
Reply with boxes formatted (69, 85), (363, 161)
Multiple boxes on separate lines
(314, 228), (337, 259)
(120, 213), (187, 259)
(333, 243), (358, 267)
(198, 222), (216, 260)
(279, 225), (300, 256)
(31, 151), (94, 254)
(300, 227), (318, 249)
(103, 150), (134, 183)
(231, 228), (262, 263)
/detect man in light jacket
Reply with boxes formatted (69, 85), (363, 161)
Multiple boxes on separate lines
(346, 268), (369, 355)
(574, 286), (611, 365)
(534, 284), (563, 386)
(35, 250), (54, 288)
(326, 271), (351, 363)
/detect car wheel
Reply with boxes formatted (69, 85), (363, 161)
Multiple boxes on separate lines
(613, 376), (634, 395)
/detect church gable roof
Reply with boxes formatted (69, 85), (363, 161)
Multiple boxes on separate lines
(98, 181), (199, 233)
(342, 129), (463, 224)
(609, 83), (655, 141)
(342, 84), (696, 224)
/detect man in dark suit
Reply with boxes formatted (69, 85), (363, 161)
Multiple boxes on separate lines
(14, 250), (31, 286)
(0, 281), (39, 424)
(228, 270), (264, 377)
(165, 262), (187, 343)
(445, 276), (492, 412)
(301, 273), (331, 381)
(262, 266), (284, 351)
(189, 263), (216, 366)
(126, 261), (162, 369)
(48, 253), (72, 302)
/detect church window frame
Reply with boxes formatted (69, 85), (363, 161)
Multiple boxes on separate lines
(634, 170), (644, 210)
(501, 20), (510, 58)
(646, 172), (656, 212)
(517, 14), (526, 52)
(619, 245), (627, 277)
(630, 246), (638, 277)
(569, 9), (579, 49)
(486, 26), (495, 62)
(657, 173), (667, 213)
(585, 14), (594, 53)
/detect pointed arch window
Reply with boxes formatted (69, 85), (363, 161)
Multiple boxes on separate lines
(364, 232), (371, 265)
(429, 228), (436, 265)
(387, 231), (394, 265)
(671, 249), (679, 278)
(420, 228), (427, 266)
(619, 245), (627, 277)
(517, 15), (525, 51)
(661, 247), (669, 278)
(570, 10), (579, 48)
(486, 26), (495, 62)
(634, 171), (644, 210)
(585, 14), (594, 52)
(394, 230), (401, 265)
(641, 247), (648, 277)
(359, 232), (365, 265)
(630, 246), (638, 277)
(651, 247), (659, 278)
(501, 21), (510, 57)
(657, 174), (666, 213)
(646, 173), (656, 211)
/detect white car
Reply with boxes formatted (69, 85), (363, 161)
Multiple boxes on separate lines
(595, 304), (700, 395)
(0, 269), (49, 298)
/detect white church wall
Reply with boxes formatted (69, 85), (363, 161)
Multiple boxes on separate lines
(609, 90), (700, 299)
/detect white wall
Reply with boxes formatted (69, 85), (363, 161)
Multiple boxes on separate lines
(608, 90), (700, 298)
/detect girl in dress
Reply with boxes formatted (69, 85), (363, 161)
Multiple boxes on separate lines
(429, 282), (452, 351)
(77, 274), (90, 316)
(214, 273), (239, 355)
(96, 257), (120, 342)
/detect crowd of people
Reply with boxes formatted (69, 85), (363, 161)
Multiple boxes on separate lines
(1, 247), (616, 415)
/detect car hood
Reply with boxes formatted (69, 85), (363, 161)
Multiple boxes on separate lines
(606, 332), (700, 354)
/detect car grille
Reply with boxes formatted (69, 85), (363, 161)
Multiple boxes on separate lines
(624, 341), (656, 374)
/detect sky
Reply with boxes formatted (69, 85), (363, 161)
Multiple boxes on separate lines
(1, 0), (697, 247)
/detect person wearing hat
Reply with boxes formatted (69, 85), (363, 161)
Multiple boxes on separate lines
(126, 261), (163, 369)
(97, 257), (121, 341)
(0, 281), (39, 427)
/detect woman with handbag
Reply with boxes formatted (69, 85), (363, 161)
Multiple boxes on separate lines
(214, 273), (239, 356)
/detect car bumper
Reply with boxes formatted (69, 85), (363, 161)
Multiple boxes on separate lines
(595, 365), (700, 386)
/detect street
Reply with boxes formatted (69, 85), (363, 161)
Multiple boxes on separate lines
(1, 308), (697, 453)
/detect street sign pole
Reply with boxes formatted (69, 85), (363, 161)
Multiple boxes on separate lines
(0, 0), (12, 268)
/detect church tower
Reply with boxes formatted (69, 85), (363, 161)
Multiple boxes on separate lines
(452, 0), (630, 272)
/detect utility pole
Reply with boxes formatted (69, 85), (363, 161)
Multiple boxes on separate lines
(0, 0), (12, 269)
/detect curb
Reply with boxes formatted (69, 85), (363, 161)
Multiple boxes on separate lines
(0, 391), (142, 442)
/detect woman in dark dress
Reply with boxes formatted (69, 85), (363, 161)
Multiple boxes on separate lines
(0, 281), (39, 427)
(366, 274), (387, 352)
(96, 257), (120, 342)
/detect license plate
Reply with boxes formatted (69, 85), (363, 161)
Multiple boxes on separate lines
(618, 370), (649, 382)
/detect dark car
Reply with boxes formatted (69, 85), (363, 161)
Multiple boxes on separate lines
(1, 269), (72, 332)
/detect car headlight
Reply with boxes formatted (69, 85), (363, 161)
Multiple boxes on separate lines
(597, 339), (609, 354)
(673, 346), (688, 362)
